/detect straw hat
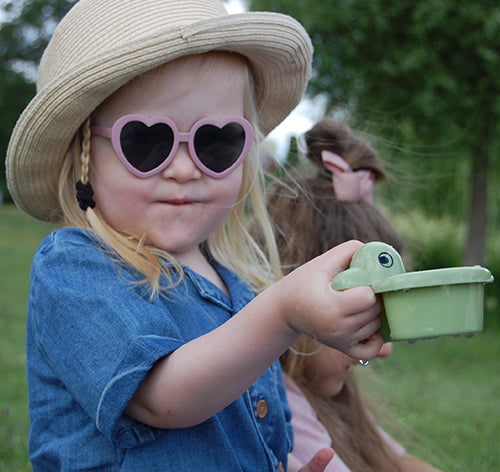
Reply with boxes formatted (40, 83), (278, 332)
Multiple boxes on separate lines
(6, 0), (313, 222)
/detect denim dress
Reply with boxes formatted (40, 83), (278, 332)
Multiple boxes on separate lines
(26, 228), (292, 471)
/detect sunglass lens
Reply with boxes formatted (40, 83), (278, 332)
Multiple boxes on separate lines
(194, 123), (245, 173)
(120, 122), (174, 172)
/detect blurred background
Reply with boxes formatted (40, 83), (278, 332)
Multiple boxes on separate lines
(0, 0), (499, 470)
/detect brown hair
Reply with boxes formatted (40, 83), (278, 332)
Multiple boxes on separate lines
(304, 118), (386, 180)
(260, 118), (403, 471)
(264, 118), (402, 273)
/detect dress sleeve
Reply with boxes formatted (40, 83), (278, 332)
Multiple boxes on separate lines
(28, 230), (184, 447)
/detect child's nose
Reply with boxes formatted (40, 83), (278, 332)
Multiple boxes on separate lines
(376, 343), (393, 359)
(161, 143), (202, 181)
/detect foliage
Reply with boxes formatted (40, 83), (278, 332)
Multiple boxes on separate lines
(0, 0), (77, 198)
(390, 208), (464, 269)
(250, 0), (500, 264)
(250, 0), (499, 146)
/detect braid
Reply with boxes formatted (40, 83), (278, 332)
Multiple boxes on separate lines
(75, 117), (96, 211)
(80, 118), (92, 185)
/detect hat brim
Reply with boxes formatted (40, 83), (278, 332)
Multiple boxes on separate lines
(6, 12), (312, 222)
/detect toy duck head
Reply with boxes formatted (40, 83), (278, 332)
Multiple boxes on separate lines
(332, 241), (406, 291)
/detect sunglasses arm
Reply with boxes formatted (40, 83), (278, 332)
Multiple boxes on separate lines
(92, 126), (112, 139)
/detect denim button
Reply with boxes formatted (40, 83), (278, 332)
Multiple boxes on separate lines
(256, 399), (268, 418)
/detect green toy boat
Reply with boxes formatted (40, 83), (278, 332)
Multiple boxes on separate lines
(332, 242), (494, 342)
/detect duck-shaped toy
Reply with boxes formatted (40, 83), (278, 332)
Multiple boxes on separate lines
(332, 242), (494, 342)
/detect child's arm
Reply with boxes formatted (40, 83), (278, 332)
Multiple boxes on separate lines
(125, 240), (383, 429)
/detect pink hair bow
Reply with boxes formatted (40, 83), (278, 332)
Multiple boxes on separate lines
(321, 150), (375, 204)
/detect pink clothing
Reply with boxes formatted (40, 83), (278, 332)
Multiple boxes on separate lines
(284, 375), (405, 472)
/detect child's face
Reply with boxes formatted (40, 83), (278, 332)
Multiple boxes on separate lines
(90, 53), (247, 264)
(303, 340), (393, 398)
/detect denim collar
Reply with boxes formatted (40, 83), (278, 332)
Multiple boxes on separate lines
(183, 262), (255, 314)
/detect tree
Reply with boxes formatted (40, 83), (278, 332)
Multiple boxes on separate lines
(249, 0), (500, 265)
(0, 0), (77, 200)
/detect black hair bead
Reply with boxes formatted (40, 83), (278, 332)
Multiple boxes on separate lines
(75, 180), (96, 210)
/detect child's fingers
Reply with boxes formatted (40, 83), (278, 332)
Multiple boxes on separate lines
(309, 293), (381, 356)
(297, 448), (335, 472)
(333, 285), (379, 315)
(351, 315), (381, 344)
(346, 332), (384, 360)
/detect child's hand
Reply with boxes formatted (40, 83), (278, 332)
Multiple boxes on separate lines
(274, 240), (383, 361)
(290, 448), (335, 472)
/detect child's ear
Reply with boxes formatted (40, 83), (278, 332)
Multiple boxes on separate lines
(321, 150), (352, 175)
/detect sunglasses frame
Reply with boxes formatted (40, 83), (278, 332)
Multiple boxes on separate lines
(92, 114), (254, 179)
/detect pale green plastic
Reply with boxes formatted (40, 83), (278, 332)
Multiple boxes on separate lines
(332, 242), (494, 342)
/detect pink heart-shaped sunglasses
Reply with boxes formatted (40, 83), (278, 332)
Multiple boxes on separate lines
(92, 115), (254, 179)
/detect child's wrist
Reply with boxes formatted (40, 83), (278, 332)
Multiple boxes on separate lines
(269, 279), (304, 339)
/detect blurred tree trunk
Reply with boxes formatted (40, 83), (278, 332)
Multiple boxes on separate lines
(463, 143), (489, 266)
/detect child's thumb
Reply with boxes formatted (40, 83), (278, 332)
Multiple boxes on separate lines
(319, 239), (364, 278)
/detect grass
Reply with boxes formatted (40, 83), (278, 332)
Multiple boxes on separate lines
(0, 204), (499, 471)
(0, 205), (57, 472)
(362, 334), (500, 471)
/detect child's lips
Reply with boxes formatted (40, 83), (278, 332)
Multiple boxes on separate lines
(164, 199), (195, 205)
(157, 196), (200, 205)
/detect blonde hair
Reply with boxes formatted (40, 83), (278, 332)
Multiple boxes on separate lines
(58, 52), (281, 297)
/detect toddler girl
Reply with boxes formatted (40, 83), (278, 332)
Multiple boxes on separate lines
(6, 2), (382, 471)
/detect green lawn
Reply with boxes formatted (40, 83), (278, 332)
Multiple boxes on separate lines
(0, 205), (57, 471)
(0, 204), (499, 471)
(363, 334), (500, 471)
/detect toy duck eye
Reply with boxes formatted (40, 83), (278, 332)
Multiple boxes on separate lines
(378, 252), (394, 268)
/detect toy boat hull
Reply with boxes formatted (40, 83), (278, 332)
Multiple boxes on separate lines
(380, 283), (485, 341)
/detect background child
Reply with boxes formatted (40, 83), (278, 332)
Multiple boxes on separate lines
(260, 118), (443, 471)
(264, 118), (403, 274)
(5, 1), (383, 471)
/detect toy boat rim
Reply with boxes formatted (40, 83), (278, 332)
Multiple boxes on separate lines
(373, 266), (493, 293)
